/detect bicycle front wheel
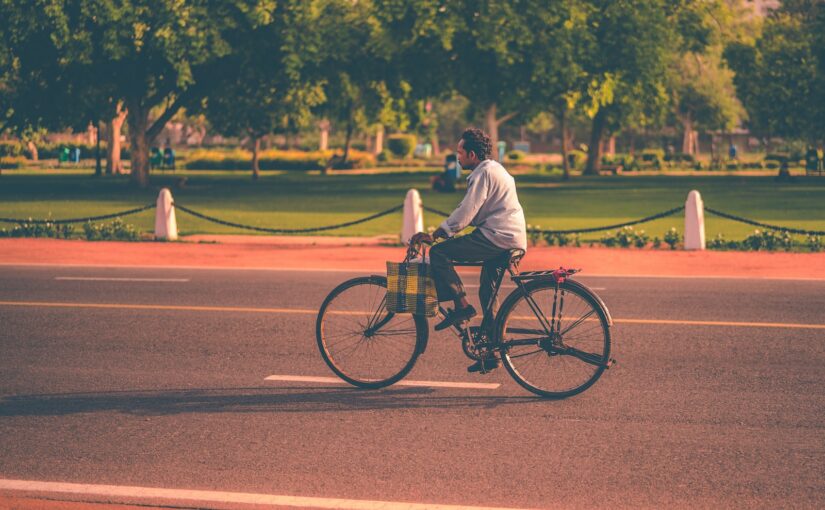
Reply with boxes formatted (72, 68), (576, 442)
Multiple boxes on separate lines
(496, 280), (611, 398)
(316, 276), (427, 389)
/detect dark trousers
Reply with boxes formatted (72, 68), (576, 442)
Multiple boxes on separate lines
(429, 229), (509, 319)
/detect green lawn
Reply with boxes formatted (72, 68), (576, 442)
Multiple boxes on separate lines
(1, 168), (824, 241)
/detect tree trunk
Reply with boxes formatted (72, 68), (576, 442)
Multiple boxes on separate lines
(485, 104), (500, 160)
(342, 115), (353, 163)
(583, 109), (607, 175)
(374, 125), (384, 155)
(94, 121), (102, 177)
(126, 100), (150, 187)
(681, 113), (696, 155)
(430, 133), (440, 156)
(26, 141), (38, 161)
(559, 108), (570, 181)
(106, 104), (127, 175)
(251, 135), (260, 180)
(318, 119), (330, 151)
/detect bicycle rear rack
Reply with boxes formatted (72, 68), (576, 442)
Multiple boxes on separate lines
(512, 267), (580, 283)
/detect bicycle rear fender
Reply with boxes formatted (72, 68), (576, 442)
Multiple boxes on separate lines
(518, 277), (613, 327)
(562, 279), (613, 326)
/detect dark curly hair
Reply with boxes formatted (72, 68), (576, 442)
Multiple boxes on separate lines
(460, 128), (493, 161)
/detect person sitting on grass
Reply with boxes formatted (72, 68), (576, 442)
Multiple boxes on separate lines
(410, 128), (527, 373)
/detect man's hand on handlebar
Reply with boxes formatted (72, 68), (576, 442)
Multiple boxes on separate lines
(410, 228), (447, 246)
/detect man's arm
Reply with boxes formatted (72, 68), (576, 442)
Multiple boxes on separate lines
(439, 172), (489, 237)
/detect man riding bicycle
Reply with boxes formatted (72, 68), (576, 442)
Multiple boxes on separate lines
(410, 128), (527, 373)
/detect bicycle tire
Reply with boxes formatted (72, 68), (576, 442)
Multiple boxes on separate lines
(316, 276), (427, 389)
(496, 279), (611, 398)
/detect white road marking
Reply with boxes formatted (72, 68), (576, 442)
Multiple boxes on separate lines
(1, 300), (823, 329)
(55, 276), (190, 282)
(2, 262), (825, 281)
(265, 374), (500, 390)
(0, 479), (533, 510)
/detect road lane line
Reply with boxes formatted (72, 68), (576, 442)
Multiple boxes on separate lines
(265, 374), (500, 390)
(612, 318), (825, 329)
(0, 300), (317, 314)
(1, 301), (823, 329)
(55, 276), (190, 282)
(0, 479), (533, 510)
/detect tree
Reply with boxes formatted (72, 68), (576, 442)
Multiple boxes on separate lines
(726, 2), (825, 148)
(310, 0), (413, 167)
(668, 1), (749, 156)
(520, 0), (592, 179)
(41, 1), (276, 187)
(577, 0), (675, 175)
(202, 1), (324, 179)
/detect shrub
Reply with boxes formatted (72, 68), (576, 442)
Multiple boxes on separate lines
(743, 229), (795, 251)
(707, 233), (742, 250)
(527, 224), (543, 247)
(0, 219), (75, 239)
(386, 134), (417, 159)
(663, 227), (680, 250)
(376, 150), (389, 162)
(0, 140), (23, 157)
(807, 235), (822, 252)
(599, 231), (617, 247)
(602, 153), (637, 170)
(615, 226), (635, 248)
(507, 150), (526, 161)
(566, 149), (587, 169)
(634, 229), (649, 248)
(185, 149), (376, 171)
(0, 156), (27, 169)
(664, 152), (695, 163)
(652, 236), (662, 249)
(83, 218), (140, 241)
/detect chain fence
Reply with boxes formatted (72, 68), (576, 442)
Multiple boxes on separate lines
(0, 204), (156, 225)
(173, 203), (403, 234)
(2, 200), (822, 238)
(705, 207), (825, 236)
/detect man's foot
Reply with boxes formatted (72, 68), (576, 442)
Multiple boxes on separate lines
(434, 305), (477, 331)
(467, 356), (500, 373)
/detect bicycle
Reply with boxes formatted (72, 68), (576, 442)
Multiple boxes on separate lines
(315, 243), (615, 398)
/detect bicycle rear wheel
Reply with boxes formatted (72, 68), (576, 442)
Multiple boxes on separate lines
(496, 280), (611, 398)
(316, 276), (427, 389)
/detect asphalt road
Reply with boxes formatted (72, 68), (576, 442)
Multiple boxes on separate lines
(0, 265), (823, 509)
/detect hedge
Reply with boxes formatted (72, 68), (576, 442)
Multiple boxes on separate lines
(185, 149), (376, 171)
(386, 134), (416, 159)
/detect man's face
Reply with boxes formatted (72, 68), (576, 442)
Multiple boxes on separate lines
(456, 139), (477, 170)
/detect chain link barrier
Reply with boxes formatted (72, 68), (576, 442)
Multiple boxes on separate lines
(705, 207), (825, 236)
(3, 201), (822, 238)
(425, 204), (685, 235)
(173, 203), (403, 234)
(0, 204), (156, 225)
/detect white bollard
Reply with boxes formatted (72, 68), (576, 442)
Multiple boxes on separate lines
(154, 188), (178, 241)
(684, 190), (705, 250)
(401, 188), (424, 245)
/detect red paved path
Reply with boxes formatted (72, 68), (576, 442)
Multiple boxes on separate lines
(1, 238), (823, 279)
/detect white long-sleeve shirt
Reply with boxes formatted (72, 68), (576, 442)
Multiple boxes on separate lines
(439, 159), (527, 250)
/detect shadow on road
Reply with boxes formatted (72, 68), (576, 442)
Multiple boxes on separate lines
(0, 386), (543, 417)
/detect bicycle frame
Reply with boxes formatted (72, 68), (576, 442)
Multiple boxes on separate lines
(439, 262), (613, 370)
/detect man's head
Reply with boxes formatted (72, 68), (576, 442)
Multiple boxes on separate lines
(457, 128), (492, 170)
